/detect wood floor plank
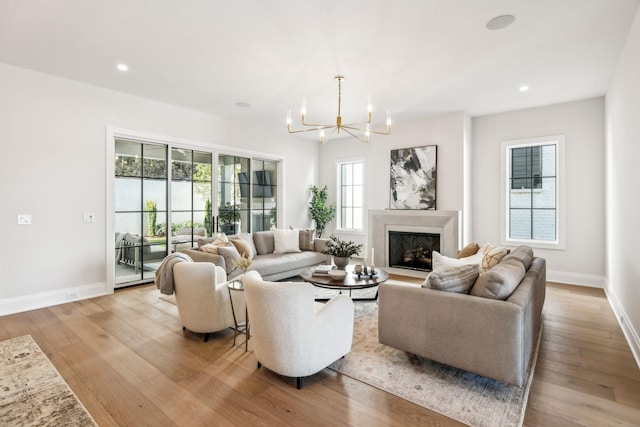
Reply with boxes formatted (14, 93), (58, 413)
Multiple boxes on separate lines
(1, 279), (639, 426)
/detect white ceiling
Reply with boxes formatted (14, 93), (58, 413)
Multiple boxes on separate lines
(1, 0), (638, 130)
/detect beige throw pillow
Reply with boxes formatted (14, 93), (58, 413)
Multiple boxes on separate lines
(423, 264), (480, 294)
(200, 243), (223, 254)
(481, 245), (509, 271)
(432, 250), (483, 271)
(457, 242), (480, 259)
(273, 228), (301, 253)
(230, 237), (253, 258)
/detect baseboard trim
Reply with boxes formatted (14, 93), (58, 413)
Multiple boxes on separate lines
(0, 282), (109, 316)
(604, 286), (640, 369)
(546, 270), (605, 288)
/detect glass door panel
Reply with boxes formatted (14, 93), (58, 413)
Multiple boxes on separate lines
(251, 159), (278, 231)
(114, 140), (167, 287)
(218, 155), (248, 234)
(171, 149), (212, 250)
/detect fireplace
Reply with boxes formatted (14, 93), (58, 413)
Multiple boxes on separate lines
(369, 209), (461, 278)
(388, 231), (440, 272)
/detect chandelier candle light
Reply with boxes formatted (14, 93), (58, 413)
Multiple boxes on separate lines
(286, 75), (392, 143)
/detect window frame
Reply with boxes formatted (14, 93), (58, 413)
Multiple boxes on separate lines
(336, 158), (365, 233)
(500, 135), (565, 250)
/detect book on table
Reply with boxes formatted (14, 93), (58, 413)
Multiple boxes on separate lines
(313, 265), (336, 276)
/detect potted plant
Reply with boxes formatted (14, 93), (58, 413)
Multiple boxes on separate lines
(322, 234), (363, 269)
(309, 185), (336, 238)
(218, 203), (240, 234)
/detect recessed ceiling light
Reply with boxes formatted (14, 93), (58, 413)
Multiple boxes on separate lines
(519, 85), (529, 92)
(486, 15), (516, 31)
(236, 102), (251, 108)
(116, 63), (129, 72)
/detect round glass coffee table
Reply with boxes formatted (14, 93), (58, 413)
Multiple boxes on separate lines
(301, 265), (388, 301)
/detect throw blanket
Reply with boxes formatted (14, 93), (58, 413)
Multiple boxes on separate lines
(155, 252), (193, 295)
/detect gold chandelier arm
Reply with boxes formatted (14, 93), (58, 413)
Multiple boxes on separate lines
(342, 127), (369, 143)
(342, 125), (392, 135)
(287, 125), (333, 134)
(300, 118), (337, 128)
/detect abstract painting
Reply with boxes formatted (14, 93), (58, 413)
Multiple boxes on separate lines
(390, 145), (437, 209)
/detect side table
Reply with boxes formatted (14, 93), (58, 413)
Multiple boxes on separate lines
(227, 279), (249, 352)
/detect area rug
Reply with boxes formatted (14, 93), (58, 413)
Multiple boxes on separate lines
(329, 302), (540, 427)
(0, 335), (97, 427)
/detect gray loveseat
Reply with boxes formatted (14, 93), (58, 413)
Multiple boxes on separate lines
(181, 230), (330, 281)
(378, 245), (545, 387)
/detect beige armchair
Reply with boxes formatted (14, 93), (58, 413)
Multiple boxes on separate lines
(173, 262), (245, 342)
(242, 271), (354, 389)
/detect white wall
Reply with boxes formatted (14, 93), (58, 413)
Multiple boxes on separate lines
(0, 63), (316, 314)
(472, 97), (606, 286)
(605, 6), (640, 364)
(317, 112), (468, 252)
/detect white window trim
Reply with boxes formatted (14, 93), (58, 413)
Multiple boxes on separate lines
(336, 157), (365, 234)
(500, 135), (565, 250)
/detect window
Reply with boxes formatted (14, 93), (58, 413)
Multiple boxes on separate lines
(501, 135), (564, 249)
(337, 160), (363, 231)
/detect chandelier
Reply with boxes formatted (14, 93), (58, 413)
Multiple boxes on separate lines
(286, 75), (392, 143)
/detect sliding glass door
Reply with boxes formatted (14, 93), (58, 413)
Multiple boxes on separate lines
(113, 139), (280, 288)
(114, 140), (168, 286)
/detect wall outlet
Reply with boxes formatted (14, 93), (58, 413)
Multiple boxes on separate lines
(17, 214), (31, 225)
(83, 212), (96, 223)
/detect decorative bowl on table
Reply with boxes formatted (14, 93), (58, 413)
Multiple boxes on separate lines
(327, 269), (347, 281)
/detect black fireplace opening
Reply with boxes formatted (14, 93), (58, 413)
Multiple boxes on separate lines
(388, 231), (440, 272)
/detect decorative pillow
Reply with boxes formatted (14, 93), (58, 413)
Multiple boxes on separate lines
(237, 232), (258, 257)
(253, 231), (275, 255)
(457, 242), (480, 259)
(501, 245), (534, 271)
(196, 237), (216, 248)
(201, 243), (224, 254)
(230, 237), (253, 258)
(217, 245), (241, 274)
(213, 233), (229, 245)
(481, 245), (509, 271)
(297, 228), (316, 251)
(273, 228), (301, 253)
(432, 250), (483, 271)
(423, 264), (480, 294)
(470, 259), (525, 300)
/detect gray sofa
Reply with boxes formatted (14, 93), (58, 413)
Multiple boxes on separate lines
(378, 245), (545, 387)
(181, 230), (330, 281)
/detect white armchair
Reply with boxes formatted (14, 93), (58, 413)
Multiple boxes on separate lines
(173, 262), (245, 342)
(242, 271), (354, 389)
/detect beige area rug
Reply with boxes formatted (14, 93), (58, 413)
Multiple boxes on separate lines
(0, 335), (97, 427)
(329, 299), (540, 427)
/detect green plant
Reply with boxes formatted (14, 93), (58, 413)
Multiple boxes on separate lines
(321, 235), (362, 258)
(146, 200), (157, 236)
(309, 185), (336, 238)
(219, 203), (240, 225)
(204, 198), (212, 237)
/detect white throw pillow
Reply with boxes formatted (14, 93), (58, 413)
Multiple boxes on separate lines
(432, 250), (484, 271)
(273, 228), (301, 253)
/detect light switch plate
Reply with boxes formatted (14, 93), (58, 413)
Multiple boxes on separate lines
(17, 214), (31, 225)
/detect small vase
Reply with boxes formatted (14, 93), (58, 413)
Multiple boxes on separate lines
(333, 256), (350, 270)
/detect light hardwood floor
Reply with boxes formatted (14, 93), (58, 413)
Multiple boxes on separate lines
(1, 279), (639, 426)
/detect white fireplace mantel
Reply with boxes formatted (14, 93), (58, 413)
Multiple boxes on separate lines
(368, 209), (461, 278)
